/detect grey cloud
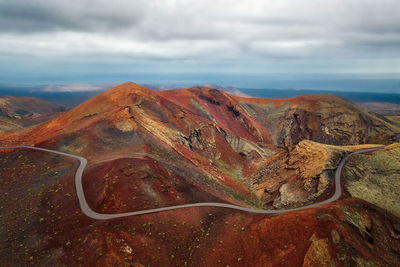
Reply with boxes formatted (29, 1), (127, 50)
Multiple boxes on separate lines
(1, 0), (399, 47)
(0, 0), (399, 74)
(0, 0), (147, 33)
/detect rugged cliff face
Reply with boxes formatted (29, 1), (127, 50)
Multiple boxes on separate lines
(237, 94), (399, 147)
(249, 140), (380, 209)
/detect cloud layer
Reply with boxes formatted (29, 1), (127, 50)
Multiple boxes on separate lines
(0, 0), (399, 81)
(44, 83), (104, 92)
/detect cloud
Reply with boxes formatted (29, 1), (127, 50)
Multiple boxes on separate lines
(0, 0), (399, 78)
(201, 84), (251, 97)
(0, 0), (147, 33)
(44, 84), (104, 92)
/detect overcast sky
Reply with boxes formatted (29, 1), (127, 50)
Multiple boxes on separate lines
(0, 0), (400, 91)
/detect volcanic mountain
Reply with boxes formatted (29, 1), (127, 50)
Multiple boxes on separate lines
(1, 82), (400, 266)
(2, 82), (399, 209)
(0, 96), (66, 130)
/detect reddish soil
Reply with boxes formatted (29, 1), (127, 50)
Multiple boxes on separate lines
(82, 156), (226, 214)
(1, 149), (399, 266)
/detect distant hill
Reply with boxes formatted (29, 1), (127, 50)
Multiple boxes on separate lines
(0, 88), (104, 107)
(0, 96), (66, 130)
(0, 96), (65, 116)
(240, 88), (400, 115)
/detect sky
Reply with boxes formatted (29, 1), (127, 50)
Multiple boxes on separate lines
(0, 0), (400, 92)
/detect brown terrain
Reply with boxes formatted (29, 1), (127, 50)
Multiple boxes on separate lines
(1, 82), (400, 266)
(0, 96), (66, 130)
(358, 101), (400, 116)
(387, 115), (400, 126)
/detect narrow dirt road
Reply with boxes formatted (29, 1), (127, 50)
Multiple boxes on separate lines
(0, 145), (384, 220)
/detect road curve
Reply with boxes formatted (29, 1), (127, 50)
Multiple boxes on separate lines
(0, 145), (384, 220)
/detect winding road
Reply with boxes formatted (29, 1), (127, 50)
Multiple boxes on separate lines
(0, 145), (384, 220)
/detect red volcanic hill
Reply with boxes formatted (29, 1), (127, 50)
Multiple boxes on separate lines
(1, 82), (400, 266)
(4, 82), (398, 148)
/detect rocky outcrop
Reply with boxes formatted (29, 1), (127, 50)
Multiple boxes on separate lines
(303, 234), (337, 267)
(249, 140), (377, 209)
